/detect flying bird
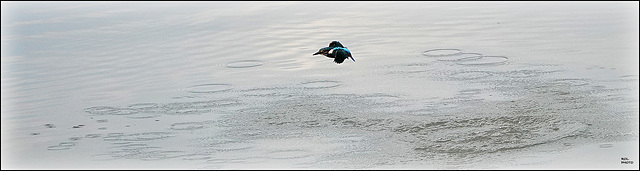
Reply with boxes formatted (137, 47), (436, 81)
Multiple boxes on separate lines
(313, 41), (355, 64)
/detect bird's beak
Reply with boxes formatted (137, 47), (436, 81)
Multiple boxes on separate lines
(313, 52), (321, 55)
(349, 56), (355, 62)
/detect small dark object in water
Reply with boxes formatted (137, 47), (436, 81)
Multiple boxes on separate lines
(44, 123), (55, 128)
(313, 41), (355, 64)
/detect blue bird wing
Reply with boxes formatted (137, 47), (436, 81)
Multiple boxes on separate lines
(333, 48), (350, 64)
(346, 49), (354, 62)
(335, 47), (354, 62)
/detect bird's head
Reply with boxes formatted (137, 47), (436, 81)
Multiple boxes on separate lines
(313, 47), (333, 55)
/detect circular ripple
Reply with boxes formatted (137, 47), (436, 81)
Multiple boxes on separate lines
(436, 53), (483, 62)
(208, 143), (254, 152)
(85, 106), (137, 116)
(448, 71), (493, 80)
(194, 138), (239, 148)
(421, 49), (462, 57)
(181, 154), (212, 160)
(551, 79), (589, 87)
(268, 149), (313, 159)
(502, 70), (543, 78)
(170, 122), (206, 130)
(301, 80), (341, 89)
(619, 75), (639, 80)
(47, 142), (77, 151)
(91, 154), (119, 161)
(458, 89), (482, 95)
(188, 83), (232, 93)
(240, 87), (287, 97)
(403, 63), (431, 67)
(456, 56), (508, 66)
(361, 94), (400, 104)
(127, 113), (161, 119)
(86, 134), (101, 138)
(599, 144), (613, 148)
(128, 103), (159, 111)
(226, 60), (264, 68)
(406, 108), (439, 116)
(103, 132), (174, 141)
(108, 144), (185, 161)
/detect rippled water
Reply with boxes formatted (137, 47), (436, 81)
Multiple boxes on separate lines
(2, 2), (639, 169)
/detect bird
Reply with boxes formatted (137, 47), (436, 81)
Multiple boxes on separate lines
(313, 41), (355, 64)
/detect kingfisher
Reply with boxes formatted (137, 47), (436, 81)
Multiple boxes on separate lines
(313, 41), (355, 64)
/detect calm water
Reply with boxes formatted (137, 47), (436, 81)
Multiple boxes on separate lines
(2, 2), (638, 169)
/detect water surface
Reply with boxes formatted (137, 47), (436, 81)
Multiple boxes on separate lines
(2, 1), (638, 169)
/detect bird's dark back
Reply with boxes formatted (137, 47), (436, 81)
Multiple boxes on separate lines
(329, 41), (344, 48)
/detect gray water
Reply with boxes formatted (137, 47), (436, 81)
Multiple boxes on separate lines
(1, 2), (638, 169)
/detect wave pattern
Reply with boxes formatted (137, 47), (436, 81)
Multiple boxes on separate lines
(5, 2), (637, 170)
(69, 46), (638, 168)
